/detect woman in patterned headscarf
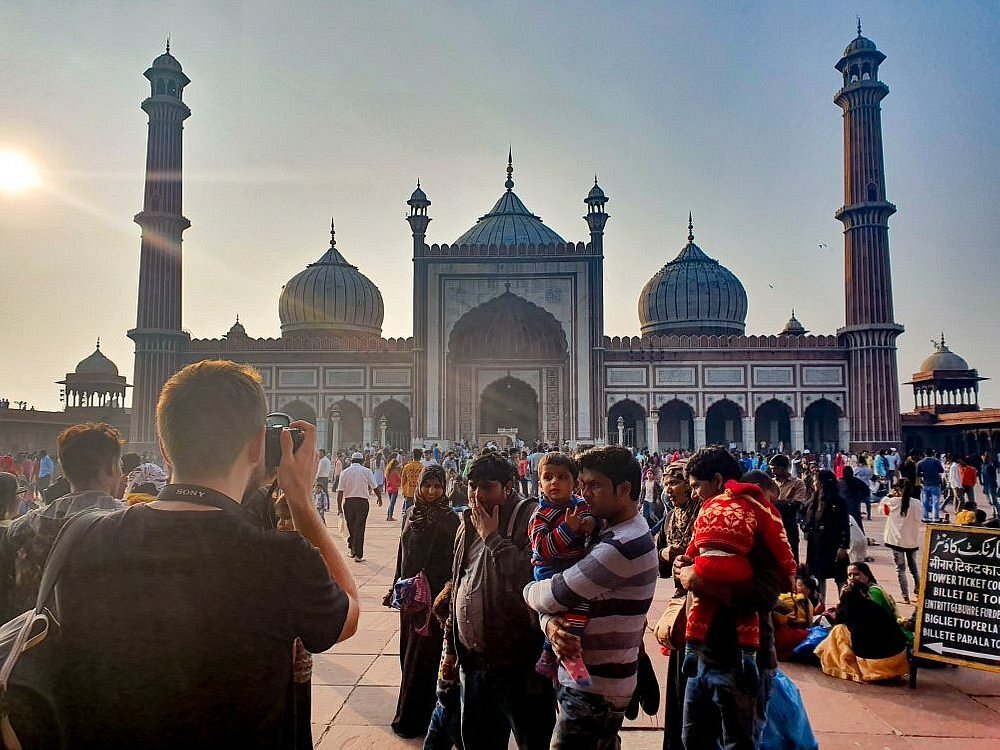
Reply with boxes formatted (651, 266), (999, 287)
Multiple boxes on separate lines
(653, 458), (704, 750)
(388, 463), (460, 739)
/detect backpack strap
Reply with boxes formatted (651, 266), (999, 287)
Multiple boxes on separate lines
(0, 509), (108, 701)
(33, 508), (108, 615)
(505, 497), (533, 539)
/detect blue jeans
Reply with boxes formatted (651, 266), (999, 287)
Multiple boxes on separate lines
(921, 486), (941, 521)
(551, 686), (626, 750)
(459, 665), (555, 750)
(985, 486), (1000, 517)
(682, 659), (774, 750)
(424, 691), (463, 750)
(386, 490), (399, 519)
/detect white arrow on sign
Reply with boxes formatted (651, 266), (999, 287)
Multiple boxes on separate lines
(923, 642), (1000, 662)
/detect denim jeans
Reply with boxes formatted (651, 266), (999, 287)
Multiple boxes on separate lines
(386, 490), (399, 519)
(682, 659), (773, 750)
(459, 665), (555, 750)
(921, 486), (941, 521)
(892, 548), (920, 600)
(550, 686), (626, 750)
(424, 692), (463, 750)
(985, 486), (1000, 517)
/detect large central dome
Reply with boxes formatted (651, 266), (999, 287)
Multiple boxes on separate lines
(453, 156), (565, 247)
(279, 222), (384, 337)
(638, 217), (748, 337)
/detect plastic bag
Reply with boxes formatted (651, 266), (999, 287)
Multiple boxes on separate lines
(791, 625), (830, 660)
(760, 670), (819, 750)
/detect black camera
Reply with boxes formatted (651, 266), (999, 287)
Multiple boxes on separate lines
(264, 412), (305, 468)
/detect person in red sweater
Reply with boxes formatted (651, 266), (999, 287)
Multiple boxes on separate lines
(682, 476), (797, 684)
(957, 457), (978, 507)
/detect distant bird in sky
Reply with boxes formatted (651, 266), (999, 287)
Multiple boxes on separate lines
(768, 283), (774, 290)
(818, 243), (828, 250)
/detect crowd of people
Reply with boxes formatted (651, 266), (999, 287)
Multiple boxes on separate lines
(3, 373), (1000, 749)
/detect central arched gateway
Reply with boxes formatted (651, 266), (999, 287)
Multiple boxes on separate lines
(479, 377), (539, 443)
(447, 290), (569, 445)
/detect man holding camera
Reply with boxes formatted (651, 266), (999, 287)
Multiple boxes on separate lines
(38, 360), (359, 749)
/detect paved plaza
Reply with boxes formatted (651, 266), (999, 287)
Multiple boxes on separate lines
(309, 509), (1000, 749)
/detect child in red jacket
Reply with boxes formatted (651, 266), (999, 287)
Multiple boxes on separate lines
(682, 479), (797, 683)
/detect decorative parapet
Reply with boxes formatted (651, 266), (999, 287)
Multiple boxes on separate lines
(420, 241), (596, 258)
(602, 333), (841, 350)
(188, 335), (414, 353)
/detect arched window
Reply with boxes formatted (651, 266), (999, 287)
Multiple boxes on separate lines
(167, 79), (177, 96)
(866, 182), (878, 202)
(156, 78), (165, 95)
(849, 65), (859, 83)
(861, 63), (872, 80)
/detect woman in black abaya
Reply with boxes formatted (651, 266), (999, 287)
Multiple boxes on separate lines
(388, 464), (459, 739)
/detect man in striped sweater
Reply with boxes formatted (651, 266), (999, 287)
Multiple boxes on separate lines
(523, 446), (657, 750)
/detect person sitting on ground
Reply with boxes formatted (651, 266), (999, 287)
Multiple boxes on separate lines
(845, 561), (912, 643)
(526, 452), (597, 680)
(955, 499), (982, 526)
(524, 447), (657, 750)
(0, 423), (125, 621)
(27, 360), (359, 749)
(814, 580), (909, 683)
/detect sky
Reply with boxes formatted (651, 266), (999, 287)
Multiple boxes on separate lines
(1, 1), (998, 412)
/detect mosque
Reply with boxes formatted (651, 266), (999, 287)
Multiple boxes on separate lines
(117, 28), (920, 457)
(6, 29), (997, 459)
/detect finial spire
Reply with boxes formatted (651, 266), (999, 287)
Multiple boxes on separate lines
(166, 33), (171, 53)
(594, 174), (599, 186)
(96, 337), (101, 350)
(505, 148), (514, 192)
(791, 308), (796, 318)
(687, 211), (694, 243)
(856, 16), (862, 36)
(329, 218), (336, 248)
(416, 178), (421, 189)
(236, 313), (240, 324)
(940, 331), (946, 348)
(504, 281), (511, 293)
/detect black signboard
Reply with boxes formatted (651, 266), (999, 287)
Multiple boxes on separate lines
(914, 524), (1000, 674)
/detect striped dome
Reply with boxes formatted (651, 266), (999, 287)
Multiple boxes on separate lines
(453, 156), (565, 247)
(454, 190), (565, 247)
(638, 222), (747, 337)
(279, 224), (383, 337)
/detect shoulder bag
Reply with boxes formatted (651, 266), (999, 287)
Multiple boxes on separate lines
(0, 509), (106, 750)
(654, 591), (690, 651)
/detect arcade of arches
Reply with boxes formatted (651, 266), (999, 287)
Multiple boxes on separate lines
(606, 396), (847, 453)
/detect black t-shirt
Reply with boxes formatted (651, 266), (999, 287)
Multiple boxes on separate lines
(55, 500), (348, 749)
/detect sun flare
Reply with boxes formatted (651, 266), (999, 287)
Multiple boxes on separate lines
(0, 149), (42, 192)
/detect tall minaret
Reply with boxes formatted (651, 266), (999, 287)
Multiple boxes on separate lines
(407, 181), (431, 444)
(584, 177), (609, 442)
(127, 42), (192, 454)
(834, 23), (904, 450)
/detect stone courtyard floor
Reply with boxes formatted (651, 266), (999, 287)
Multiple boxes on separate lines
(309, 507), (1000, 749)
